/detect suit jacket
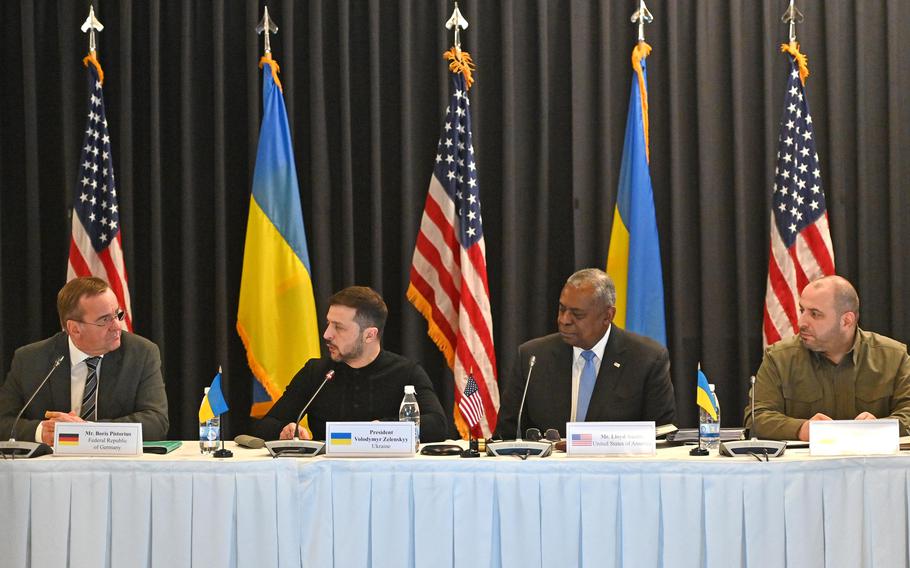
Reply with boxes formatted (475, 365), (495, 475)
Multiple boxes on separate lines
(495, 328), (676, 439)
(0, 331), (169, 441)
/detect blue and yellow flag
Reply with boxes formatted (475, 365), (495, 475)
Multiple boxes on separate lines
(696, 366), (718, 421)
(606, 42), (666, 345)
(199, 371), (229, 423)
(237, 54), (321, 417)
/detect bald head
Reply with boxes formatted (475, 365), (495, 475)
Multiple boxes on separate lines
(806, 275), (859, 320)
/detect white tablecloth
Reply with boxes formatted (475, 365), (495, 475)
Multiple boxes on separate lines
(1, 443), (908, 567)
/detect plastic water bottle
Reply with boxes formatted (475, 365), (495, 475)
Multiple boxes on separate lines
(399, 385), (421, 452)
(699, 383), (721, 451)
(199, 387), (219, 454)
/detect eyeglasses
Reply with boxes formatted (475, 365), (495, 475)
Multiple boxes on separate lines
(525, 428), (561, 442)
(73, 309), (125, 328)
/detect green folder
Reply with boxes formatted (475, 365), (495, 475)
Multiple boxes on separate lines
(142, 440), (183, 454)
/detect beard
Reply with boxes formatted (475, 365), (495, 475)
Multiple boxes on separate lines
(327, 335), (365, 363)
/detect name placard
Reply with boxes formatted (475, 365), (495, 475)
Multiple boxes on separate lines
(566, 421), (656, 456)
(53, 422), (143, 456)
(809, 419), (899, 456)
(325, 422), (416, 457)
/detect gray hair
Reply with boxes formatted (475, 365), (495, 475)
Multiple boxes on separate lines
(565, 268), (616, 309)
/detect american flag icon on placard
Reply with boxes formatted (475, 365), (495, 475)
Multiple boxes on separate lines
(571, 433), (593, 447)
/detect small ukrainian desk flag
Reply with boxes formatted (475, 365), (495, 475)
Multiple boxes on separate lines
(199, 371), (229, 423)
(696, 366), (718, 421)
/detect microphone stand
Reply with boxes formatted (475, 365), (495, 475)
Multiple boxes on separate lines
(486, 356), (552, 458)
(265, 369), (335, 458)
(719, 376), (786, 458)
(0, 355), (65, 459)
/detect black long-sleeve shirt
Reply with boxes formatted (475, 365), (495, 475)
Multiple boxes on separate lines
(252, 350), (447, 442)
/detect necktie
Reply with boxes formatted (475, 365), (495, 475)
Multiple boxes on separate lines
(577, 350), (597, 421)
(80, 356), (101, 421)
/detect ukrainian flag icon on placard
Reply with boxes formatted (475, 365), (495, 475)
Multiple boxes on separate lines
(330, 432), (352, 446)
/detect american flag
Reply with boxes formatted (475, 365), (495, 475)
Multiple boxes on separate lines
(763, 46), (834, 346)
(67, 55), (132, 330)
(571, 433), (593, 447)
(457, 374), (485, 429)
(407, 49), (498, 439)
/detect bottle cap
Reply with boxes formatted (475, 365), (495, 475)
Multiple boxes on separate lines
(404, 385), (415, 394)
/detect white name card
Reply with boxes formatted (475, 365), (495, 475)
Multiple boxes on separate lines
(53, 422), (143, 456)
(566, 421), (656, 456)
(325, 421), (416, 457)
(809, 419), (899, 456)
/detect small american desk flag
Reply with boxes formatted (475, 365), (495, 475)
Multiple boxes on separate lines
(67, 53), (132, 330)
(458, 374), (485, 429)
(763, 44), (834, 346)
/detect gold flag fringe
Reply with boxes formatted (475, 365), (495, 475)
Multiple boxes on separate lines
(444, 47), (475, 90)
(259, 53), (284, 92)
(82, 51), (104, 85)
(781, 42), (810, 85)
(631, 42), (652, 162)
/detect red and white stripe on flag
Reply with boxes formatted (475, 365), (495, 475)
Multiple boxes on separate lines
(67, 55), (133, 331)
(762, 46), (834, 347)
(407, 60), (498, 439)
(408, 177), (499, 439)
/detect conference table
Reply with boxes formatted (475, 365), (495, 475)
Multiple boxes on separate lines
(1, 441), (908, 568)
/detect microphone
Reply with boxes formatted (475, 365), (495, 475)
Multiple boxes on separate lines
(265, 369), (335, 458)
(234, 435), (266, 449)
(0, 355), (65, 459)
(516, 355), (536, 441)
(487, 355), (552, 458)
(719, 375), (786, 458)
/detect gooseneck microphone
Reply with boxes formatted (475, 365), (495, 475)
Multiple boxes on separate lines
(265, 368), (336, 457)
(515, 355), (536, 441)
(719, 375), (786, 458)
(293, 369), (335, 439)
(487, 354), (552, 457)
(0, 355), (65, 459)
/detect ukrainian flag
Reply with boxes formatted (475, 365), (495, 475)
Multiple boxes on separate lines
(696, 366), (718, 421)
(199, 371), (229, 423)
(238, 54), (321, 417)
(606, 42), (666, 346)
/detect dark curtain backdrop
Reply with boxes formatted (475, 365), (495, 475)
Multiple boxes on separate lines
(1, 0), (908, 439)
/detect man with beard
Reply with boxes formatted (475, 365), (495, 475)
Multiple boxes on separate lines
(747, 275), (910, 440)
(252, 286), (447, 442)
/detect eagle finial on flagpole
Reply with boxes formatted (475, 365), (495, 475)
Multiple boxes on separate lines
(631, 0), (653, 43)
(781, 0), (804, 47)
(257, 5), (279, 56)
(80, 5), (104, 55)
(445, 2), (469, 53)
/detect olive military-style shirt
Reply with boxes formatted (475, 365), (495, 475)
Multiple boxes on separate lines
(745, 329), (910, 440)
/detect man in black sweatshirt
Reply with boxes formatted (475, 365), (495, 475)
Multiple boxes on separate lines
(253, 286), (447, 442)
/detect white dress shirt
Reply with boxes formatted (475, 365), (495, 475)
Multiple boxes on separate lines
(33, 337), (104, 443)
(569, 325), (611, 422)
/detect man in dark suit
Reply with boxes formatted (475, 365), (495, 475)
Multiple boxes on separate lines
(496, 268), (675, 439)
(0, 277), (168, 444)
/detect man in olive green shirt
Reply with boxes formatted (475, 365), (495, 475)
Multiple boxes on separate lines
(747, 275), (910, 441)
